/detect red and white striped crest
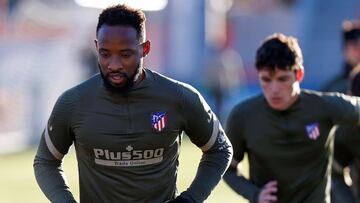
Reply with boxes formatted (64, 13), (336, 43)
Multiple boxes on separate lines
(151, 112), (167, 132)
(306, 122), (320, 140)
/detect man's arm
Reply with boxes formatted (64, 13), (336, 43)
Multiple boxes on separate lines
(223, 160), (261, 202)
(223, 160), (278, 203)
(34, 130), (76, 203)
(175, 84), (233, 202)
(181, 117), (233, 203)
(222, 104), (263, 203)
(176, 116), (232, 203)
(33, 91), (77, 203)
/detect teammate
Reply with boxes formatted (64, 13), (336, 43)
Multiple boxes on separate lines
(331, 65), (360, 203)
(223, 33), (360, 203)
(33, 4), (232, 203)
(321, 20), (360, 203)
(322, 20), (360, 93)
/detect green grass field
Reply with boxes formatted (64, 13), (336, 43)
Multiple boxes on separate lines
(0, 139), (247, 203)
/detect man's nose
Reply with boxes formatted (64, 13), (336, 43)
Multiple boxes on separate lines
(107, 57), (123, 71)
(270, 82), (280, 93)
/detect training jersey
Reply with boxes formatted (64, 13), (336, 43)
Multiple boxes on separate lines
(334, 125), (360, 167)
(34, 69), (232, 203)
(321, 67), (353, 177)
(225, 89), (360, 203)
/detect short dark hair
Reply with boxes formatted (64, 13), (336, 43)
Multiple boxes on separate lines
(342, 20), (360, 43)
(255, 33), (303, 72)
(96, 4), (146, 42)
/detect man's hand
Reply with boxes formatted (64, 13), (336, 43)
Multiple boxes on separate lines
(258, 180), (278, 203)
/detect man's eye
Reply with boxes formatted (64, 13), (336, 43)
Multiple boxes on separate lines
(261, 78), (271, 82)
(278, 77), (289, 82)
(121, 53), (132, 58)
(100, 52), (110, 58)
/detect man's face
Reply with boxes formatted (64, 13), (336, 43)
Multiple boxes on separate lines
(258, 68), (302, 111)
(344, 40), (360, 67)
(95, 25), (144, 89)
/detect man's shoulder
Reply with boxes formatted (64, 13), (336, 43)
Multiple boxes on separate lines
(231, 94), (264, 113)
(147, 69), (200, 96)
(240, 94), (264, 106)
(149, 69), (185, 86)
(300, 89), (328, 102)
(301, 88), (343, 99)
(60, 73), (101, 102)
(300, 89), (351, 108)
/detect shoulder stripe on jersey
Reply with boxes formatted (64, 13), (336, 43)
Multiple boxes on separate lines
(200, 115), (219, 152)
(44, 124), (64, 160)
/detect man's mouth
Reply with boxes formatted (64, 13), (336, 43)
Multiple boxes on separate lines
(108, 73), (128, 85)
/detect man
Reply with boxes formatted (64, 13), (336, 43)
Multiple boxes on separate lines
(33, 4), (232, 203)
(223, 33), (360, 203)
(322, 20), (360, 93)
(321, 20), (360, 203)
(331, 65), (360, 203)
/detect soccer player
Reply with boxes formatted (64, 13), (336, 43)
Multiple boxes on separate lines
(321, 20), (360, 203)
(223, 33), (360, 203)
(331, 65), (360, 203)
(33, 4), (232, 203)
(322, 20), (360, 93)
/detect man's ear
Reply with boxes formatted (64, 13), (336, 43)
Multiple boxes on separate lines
(296, 67), (304, 82)
(142, 40), (151, 57)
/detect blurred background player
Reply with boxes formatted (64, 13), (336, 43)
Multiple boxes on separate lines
(322, 20), (360, 93)
(331, 64), (360, 203)
(224, 33), (360, 203)
(321, 19), (360, 203)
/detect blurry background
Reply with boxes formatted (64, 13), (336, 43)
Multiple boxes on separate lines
(0, 0), (359, 202)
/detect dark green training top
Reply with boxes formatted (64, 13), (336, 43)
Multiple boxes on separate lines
(223, 89), (360, 203)
(321, 70), (354, 176)
(33, 69), (232, 203)
(334, 124), (360, 168)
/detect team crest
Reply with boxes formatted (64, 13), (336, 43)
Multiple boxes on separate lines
(151, 112), (167, 132)
(305, 122), (320, 140)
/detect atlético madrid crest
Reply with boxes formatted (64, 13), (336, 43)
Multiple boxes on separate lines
(151, 112), (167, 132)
(305, 122), (320, 140)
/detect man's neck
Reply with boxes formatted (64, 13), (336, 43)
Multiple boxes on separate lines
(134, 68), (145, 85)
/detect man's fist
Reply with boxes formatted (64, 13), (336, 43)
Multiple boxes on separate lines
(258, 180), (278, 203)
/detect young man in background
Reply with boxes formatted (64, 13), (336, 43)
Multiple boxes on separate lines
(224, 33), (360, 203)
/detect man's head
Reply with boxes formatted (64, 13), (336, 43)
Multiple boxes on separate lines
(255, 33), (304, 111)
(342, 20), (360, 68)
(95, 4), (150, 92)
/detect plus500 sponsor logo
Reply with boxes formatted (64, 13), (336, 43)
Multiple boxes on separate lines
(93, 147), (164, 160)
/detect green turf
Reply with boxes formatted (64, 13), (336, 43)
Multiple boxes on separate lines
(0, 139), (247, 203)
